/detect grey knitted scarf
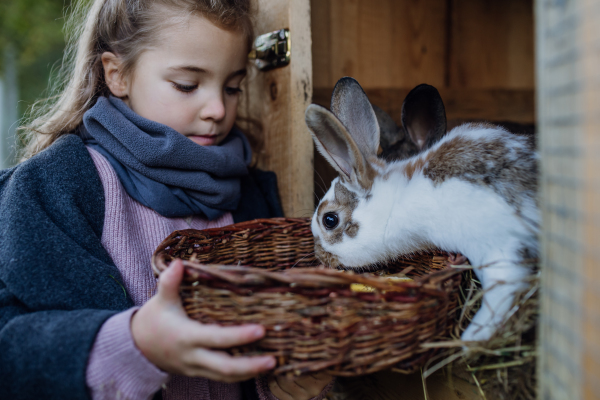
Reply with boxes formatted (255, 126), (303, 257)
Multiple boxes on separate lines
(81, 96), (251, 220)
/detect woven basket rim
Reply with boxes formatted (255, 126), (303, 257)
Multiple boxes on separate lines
(153, 255), (464, 293)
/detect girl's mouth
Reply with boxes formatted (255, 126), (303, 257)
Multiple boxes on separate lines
(188, 134), (219, 146)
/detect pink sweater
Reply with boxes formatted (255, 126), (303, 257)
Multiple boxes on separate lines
(84, 148), (332, 400)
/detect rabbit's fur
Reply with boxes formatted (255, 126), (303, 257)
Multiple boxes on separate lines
(305, 77), (538, 342)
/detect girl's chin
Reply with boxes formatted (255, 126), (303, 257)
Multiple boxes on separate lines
(188, 135), (219, 146)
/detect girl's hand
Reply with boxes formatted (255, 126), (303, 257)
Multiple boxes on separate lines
(268, 372), (333, 400)
(131, 259), (276, 382)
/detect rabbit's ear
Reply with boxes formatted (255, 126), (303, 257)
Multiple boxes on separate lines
(401, 84), (447, 151)
(305, 104), (375, 189)
(329, 77), (380, 160)
(371, 104), (404, 150)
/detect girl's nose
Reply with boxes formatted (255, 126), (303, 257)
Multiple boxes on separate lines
(200, 93), (226, 122)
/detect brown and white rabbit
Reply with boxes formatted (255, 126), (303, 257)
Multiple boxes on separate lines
(305, 77), (538, 342)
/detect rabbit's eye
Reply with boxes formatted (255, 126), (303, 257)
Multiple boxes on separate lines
(323, 213), (339, 230)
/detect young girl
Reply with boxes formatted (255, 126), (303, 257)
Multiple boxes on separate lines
(0, 0), (333, 399)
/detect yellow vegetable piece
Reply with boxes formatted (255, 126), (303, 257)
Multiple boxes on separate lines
(350, 283), (376, 293)
(350, 276), (413, 292)
(386, 276), (413, 283)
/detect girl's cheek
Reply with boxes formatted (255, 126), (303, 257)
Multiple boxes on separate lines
(227, 97), (240, 116)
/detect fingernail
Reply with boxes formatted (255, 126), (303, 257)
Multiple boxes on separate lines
(251, 326), (264, 338)
(265, 357), (276, 368)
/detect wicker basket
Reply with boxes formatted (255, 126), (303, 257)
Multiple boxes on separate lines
(152, 218), (463, 377)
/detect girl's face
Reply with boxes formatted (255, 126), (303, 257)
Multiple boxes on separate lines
(103, 15), (248, 146)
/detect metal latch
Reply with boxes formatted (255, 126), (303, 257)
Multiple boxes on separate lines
(248, 28), (290, 71)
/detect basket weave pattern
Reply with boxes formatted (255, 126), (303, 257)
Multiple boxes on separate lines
(152, 218), (462, 376)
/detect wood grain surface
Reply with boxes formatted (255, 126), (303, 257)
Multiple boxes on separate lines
(237, 0), (314, 217)
(311, 0), (534, 91)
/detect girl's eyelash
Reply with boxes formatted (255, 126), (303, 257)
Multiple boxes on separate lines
(172, 82), (198, 93)
(225, 87), (243, 95)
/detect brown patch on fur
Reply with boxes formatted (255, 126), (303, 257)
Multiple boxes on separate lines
(334, 182), (359, 211)
(370, 157), (386, 169)
(422, 132), (538, 214)
(327, 227), (344, 244)
(316, 199), (330, 218)
(345, 222), (360, 238)
(314, 237), (340, 267)
(403, 156), (429, 180)
(356, 160), (378, 191)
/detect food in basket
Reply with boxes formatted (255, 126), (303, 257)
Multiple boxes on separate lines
(350, 276), (413, 293)
(152, 218), (464, 377)
(305, 77), (538, 342)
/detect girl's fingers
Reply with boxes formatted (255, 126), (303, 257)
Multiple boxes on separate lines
(157, 259), (185, 303)
(187, 323), (267, 349)
(186, 347), (275, 379)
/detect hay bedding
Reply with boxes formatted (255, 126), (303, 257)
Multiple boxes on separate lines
(441, 267), (538, 400)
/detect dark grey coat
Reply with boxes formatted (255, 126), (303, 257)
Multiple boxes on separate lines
(0, 134), (283, 399)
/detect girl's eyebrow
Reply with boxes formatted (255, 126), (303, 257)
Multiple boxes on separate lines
(167, 66), (247, 78)
(168, 66), (207, 73)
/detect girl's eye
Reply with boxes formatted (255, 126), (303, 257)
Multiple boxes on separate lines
(172, 82), (198, 93)
(225, 87), (243, 95)
(323, 212), (339, 230)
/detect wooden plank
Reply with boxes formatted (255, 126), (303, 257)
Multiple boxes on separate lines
(313, 87), (535, 125)
(536, 0), (600, 398)
(310, 0), (331, 88)
(581, 1), (600, 398)
(450, 0), (534, 89)
(388, 0), (447, 88)
(312, 0), (535, 89)
(312, 0), (447, 89)
(329, 0), (360, 83)
(237, 0), (313, 217)
(355, 0), (395, 87)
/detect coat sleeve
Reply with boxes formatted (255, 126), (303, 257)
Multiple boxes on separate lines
(0, 135), (133, 399)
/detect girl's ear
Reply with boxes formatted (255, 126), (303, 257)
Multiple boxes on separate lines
(101, 52), (129, 98)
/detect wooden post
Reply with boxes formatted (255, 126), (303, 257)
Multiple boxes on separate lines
(537, 0), (600, 398)
(237, 0), (314, 217)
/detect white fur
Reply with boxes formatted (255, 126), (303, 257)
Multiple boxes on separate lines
(312, 125), (538, 342)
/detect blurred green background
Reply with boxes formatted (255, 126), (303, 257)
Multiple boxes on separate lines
(0, 0), (69, 167)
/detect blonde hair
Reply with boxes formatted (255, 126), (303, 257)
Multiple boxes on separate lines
(20, 0), (254, 159)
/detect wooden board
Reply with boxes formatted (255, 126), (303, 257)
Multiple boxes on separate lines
(536, 0), (600, 399)
(237, 0), (313, 217)
(312, 0), (447, 89)
(311, 0), (534, 91)
(450, 0), (535, 89)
